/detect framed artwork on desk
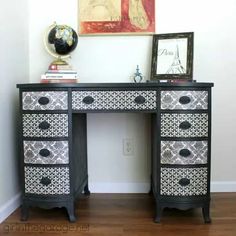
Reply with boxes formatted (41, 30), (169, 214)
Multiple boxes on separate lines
(78, 0), (155, 35)
(150, 32), (194, 81)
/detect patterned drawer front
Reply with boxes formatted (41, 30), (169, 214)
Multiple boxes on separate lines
(72, 90), (157, 110)
(160, 167), (208, 196)
(22, 91), (68, 110)
(161, 141), (208, 165)
(23, 114), (68, 137)
(161, 90), (208, 110)
(161, 113), (208, 137)
(24, 166), (70, 195)
(24, 141), (69, 164)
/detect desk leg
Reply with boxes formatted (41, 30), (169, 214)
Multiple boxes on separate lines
(66, 201), (76, 222)
(154, 205), (163, 223)
(202, 204), (211, 223)
(84, 183), (90, 195)
(20, 202), (29, 221)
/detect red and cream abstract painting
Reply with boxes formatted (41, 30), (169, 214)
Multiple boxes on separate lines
(78, 0), (155, 35)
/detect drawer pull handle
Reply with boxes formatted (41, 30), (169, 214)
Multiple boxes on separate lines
(179, 178), (190, 186)
(179, 149), (191, 157)
(134, 95), (146, 104)
(38, 121), (50, 130)
(39, 149), (51, 157)
(179, 121), (191, 130)
(38, 97), (50, 105)
(40, 177), (51, 186)
(83, 96), (94, 104)
(179, 96), (191, 105)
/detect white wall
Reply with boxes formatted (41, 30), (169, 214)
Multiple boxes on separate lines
(28, 0), (236, 191)
(0, 0), (29, 222)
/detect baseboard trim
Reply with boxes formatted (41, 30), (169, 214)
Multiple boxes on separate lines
(90, 183), (151, 193)
(0, 192), (21, 223)
(89, 182), (236, 193)
(211, 181), (236, 192)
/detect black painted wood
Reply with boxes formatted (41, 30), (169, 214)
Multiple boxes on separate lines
(17, 82), (213, 223)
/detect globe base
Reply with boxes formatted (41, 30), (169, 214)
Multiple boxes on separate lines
(51, 58), (69, 65)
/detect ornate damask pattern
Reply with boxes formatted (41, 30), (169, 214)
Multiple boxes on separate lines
(24, 141), (69, 164)
(160, 167), (208, 196)
(161, 113), (208, 137)
(161, 91), (208, 110)
(24, 166), (70, 195)
(22, 91), (68, 110)
(23, 114), (68, 137)
(161, 141), (208, 165)
(72, 90), (157, 110)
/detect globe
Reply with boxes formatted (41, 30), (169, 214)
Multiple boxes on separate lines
(44, 22), (78, 65)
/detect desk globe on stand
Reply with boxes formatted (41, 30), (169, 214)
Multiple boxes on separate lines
(44, 22), (78, 66)
(42, 23), (78, 83)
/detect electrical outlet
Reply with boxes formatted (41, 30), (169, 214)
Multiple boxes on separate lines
(123, 138), (134, 156)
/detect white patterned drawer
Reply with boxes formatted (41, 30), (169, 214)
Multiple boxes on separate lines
(24, 141), (69, 164)
(161, 141), (208, 165)
(24, 166), (70, 195)
(161, 113), (208, 137)
(23, 114), (68, 137)
(161, 91), (208, 110)
(22, 91), (68, 110)
(72, 90), (157, 110)
(160, 167), (208, 196)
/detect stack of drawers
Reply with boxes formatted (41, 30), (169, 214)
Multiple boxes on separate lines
(154, 89), (211, 223)
(20, 90), (76, 221)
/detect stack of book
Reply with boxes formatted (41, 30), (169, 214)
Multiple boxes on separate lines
(40, 64), (78, 83)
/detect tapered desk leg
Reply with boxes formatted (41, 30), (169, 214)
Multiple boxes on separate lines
(202, 204), (211, 223)
(84, 183), (90, 196)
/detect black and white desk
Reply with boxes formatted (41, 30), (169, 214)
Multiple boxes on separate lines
(17, 82), (213, 223)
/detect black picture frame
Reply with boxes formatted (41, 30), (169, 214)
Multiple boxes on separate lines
(150, 32), (194, 81)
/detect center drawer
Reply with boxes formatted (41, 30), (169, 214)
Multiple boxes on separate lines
(72, 90), (157, 111)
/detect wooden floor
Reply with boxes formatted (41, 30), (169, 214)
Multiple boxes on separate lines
(0, 193), (236, 236)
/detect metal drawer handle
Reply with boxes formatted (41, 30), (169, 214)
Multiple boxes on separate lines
(179, 96), (191, 105)
(179, 178), (190, 186)
(38, 121), (50, 130)
(134, 95), (146, 104)
(179, 149), (191, 157)
(38, 97), (50, 105)
(179, 121), (191, 130)
(83, 96), (94, 104)
(40, 177), (51, 186)
(39, 149), (51, 157)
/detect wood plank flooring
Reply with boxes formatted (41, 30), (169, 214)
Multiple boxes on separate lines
(0, 193), (236, 236)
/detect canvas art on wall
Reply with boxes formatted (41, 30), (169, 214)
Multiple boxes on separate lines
(78, 0), (155, 35)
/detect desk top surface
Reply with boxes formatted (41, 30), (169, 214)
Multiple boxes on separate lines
(17, 82), (214, 89)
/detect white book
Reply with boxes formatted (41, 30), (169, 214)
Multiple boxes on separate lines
(41, 74), (78, 79)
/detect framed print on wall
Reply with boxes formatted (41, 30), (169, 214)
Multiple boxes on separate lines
(78, 0), (155, 35)
(150, 32), (194, 81)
